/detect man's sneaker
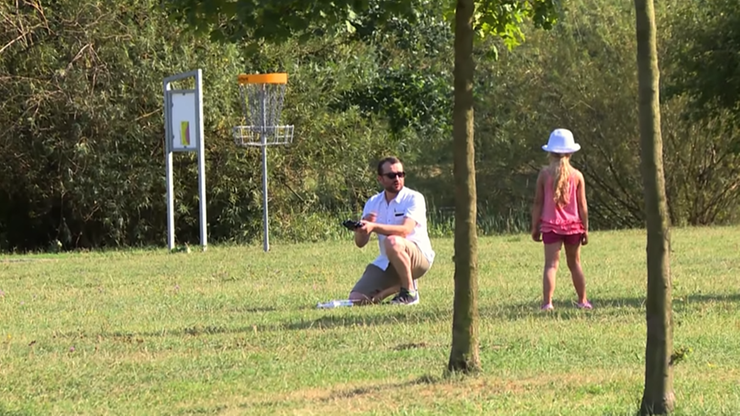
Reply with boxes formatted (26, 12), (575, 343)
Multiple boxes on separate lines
(413, 280), (420, 302)
(391, 288), (419, 305)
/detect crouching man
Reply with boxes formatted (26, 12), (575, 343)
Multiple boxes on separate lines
(349, 156), (435, 305)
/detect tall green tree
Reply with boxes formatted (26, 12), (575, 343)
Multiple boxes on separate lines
(165, 0), (557, 373)
(666, 0), (740, 125)
(449, 0), (479, 373)
(634, 0), (675, 413)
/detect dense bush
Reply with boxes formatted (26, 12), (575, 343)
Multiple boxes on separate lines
(1, 0), (738, 252)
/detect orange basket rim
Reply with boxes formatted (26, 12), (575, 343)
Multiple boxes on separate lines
(237, 73), (288, 85)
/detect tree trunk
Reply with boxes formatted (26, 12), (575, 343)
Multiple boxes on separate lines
(634, 0), (675, 414)
(447, 0), (480, 374)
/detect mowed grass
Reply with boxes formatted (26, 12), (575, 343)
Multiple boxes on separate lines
(1, 227), (739, 415)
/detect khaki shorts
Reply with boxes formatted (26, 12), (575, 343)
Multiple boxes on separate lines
(351, 241), (431, 298)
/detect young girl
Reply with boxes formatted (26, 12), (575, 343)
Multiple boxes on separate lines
(530, 128), (591, 311)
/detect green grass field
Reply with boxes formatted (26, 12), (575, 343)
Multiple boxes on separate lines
(1, 227), (739, 415)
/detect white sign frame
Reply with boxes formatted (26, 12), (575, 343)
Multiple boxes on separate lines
(163, 69), (207, 251)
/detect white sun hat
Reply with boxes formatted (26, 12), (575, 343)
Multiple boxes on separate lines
(542, 128), (581, 154)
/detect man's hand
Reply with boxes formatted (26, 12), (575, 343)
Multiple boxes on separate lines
(359, 221), (375, 234)
(358, 212), (377, 235)
(355, 221), (373, 236)
(353, 212), (376, 248)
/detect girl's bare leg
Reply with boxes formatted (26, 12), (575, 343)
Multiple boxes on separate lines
(564, 243), (587, 303)
(542, 242), (562, 306)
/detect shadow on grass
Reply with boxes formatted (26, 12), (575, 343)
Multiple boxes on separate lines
(221, 376), (647, 415)
(283, 307), (448, 330)
(0, 258), (56, 263)
(241, 374), (441, 411)
(0, 404), (33, 416)
(95, 292), (740, 339)
(226, 306), (278, 313)
(323, 374), (439, 401)
(97, 308), (448, 339)
(581, 292), (740, 312)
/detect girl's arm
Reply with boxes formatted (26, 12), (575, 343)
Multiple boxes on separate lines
(530, 169), (545, 240)
(577, 171), (589, 232)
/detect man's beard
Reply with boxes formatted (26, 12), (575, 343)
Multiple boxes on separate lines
(384, 183), (402, 193)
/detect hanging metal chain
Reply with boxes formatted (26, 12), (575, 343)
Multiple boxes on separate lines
(234, 81), (291, 146)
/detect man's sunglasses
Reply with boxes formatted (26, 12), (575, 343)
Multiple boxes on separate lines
(382, 172), (405, 179)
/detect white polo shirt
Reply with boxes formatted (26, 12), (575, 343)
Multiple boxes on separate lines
(362, 187), (435, 271)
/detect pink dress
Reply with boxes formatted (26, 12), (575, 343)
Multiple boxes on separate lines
(540, 174), (585, 235)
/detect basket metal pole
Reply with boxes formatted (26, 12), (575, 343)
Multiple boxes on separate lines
(196, 69), (208, 251)
(164, 81), (175, 251)
(261, 85), (270, 252)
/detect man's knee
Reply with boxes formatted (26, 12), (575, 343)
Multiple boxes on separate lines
(349, 291), (368, 299)
(350, 264), (391, 302)
(383, 235), (408, 254)
(349, 291), (373, 304)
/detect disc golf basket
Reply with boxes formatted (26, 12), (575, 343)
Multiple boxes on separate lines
(233, 73), (294, 147)
(233, 73), (295, 252)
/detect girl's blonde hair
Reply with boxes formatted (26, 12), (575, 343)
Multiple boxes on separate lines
(548, 153), (572, 207)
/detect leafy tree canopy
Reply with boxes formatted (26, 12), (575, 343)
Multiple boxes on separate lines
(666, 0), (740, 123)
(164, 0), (559, 51)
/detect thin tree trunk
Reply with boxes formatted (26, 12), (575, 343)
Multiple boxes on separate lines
(634, 0), (675, 413)
(447, 0), (480, 374)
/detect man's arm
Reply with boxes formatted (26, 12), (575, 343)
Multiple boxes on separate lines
(367, 217), (416, 237)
